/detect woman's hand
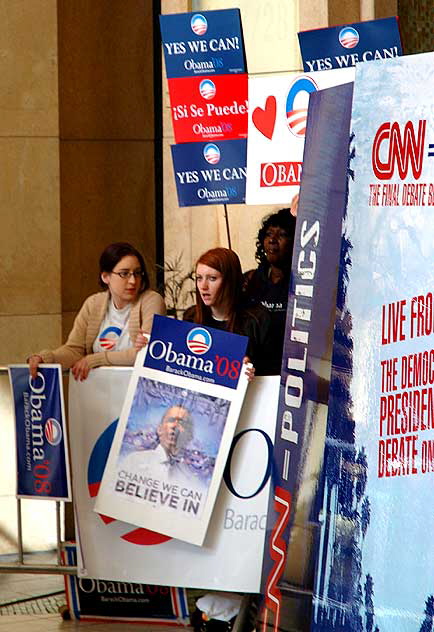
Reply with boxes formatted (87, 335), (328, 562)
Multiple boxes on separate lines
(243, 356), (255, 383)
(71, 356), (91, 381)
(134, 330), (150, 352)
(290, 193), (299, 217)
(28, 355), (43, 380)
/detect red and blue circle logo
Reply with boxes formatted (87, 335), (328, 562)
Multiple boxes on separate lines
(99, 326), (122, 350)
(199, 79), (216, 100)
(339, 27), (359, 49)
(286, 76), (318, 138)
(45, 418), (62, 446)
(203, 143), (221, 164)
(186, 327), (212, 355)
(87, 420), (170, 546)
(191, 14), (207, 36)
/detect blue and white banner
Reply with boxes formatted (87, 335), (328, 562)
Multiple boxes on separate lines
(311, 52), (434, 632)
(259, 83), (354, 631)
(63, 542), (189, 624)
(94, 317), (249, 546)
(298, 16), (402, 72)
(160, 9), (246, 79)
(8, 364), (71, 500)
(69, 368), (278, 591)
(171, 140), (246, 207)
(143, 315), (247, 389)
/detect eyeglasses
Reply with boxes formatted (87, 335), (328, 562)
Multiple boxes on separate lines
(111, 270), (144, 280)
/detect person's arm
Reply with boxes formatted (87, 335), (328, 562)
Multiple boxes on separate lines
(29, 296), (95, 374)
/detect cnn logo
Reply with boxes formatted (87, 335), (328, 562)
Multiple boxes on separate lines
(372, 120), (426, 180)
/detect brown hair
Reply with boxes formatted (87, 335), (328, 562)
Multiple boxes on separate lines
(98, 242), (149, 293)
(193, 248), (243, 332)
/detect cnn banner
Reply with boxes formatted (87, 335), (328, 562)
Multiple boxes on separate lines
(311, 52), (434, 632)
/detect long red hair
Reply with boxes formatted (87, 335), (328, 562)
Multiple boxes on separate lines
(193, 248), (243, 332)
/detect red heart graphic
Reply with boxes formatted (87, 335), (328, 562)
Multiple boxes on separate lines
(252, 96), (276, 140)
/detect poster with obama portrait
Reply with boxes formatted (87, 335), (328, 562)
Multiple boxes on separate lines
(310, 52), (434, 632)
(95, 315), (249, 546)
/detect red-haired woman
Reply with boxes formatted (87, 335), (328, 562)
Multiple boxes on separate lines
(183, 247), (273, 376)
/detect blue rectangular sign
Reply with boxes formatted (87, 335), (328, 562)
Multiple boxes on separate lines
(144, 315), (247, 389)
(298, 16), (402, 72)
(160, 9), (246, 78)
(9, 365), (71, 500)
(171, 139), (246, 206)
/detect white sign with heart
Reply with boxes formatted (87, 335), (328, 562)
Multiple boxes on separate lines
(246, 68), (354, 205)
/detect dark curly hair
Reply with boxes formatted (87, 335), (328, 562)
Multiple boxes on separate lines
(255, 208), (296, 266)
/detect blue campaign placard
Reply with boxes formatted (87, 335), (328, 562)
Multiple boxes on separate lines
(298, 16), (402, 72)
(9, 365), (71, 500)
(171, 139), (246, 206)
(160, 9), (246, 78)
(144, 315), (247, 389)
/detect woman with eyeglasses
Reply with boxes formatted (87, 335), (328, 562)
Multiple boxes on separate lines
(28, 242), (166, 381)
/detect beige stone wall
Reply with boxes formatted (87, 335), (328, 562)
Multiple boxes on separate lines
(0, 0), (60, 554)
(57, 0), (157, 339)
(0, 0), (61, 365)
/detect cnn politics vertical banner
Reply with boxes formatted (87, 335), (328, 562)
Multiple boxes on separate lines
(259, 82), (354, 632)
(311, 52), (434, 632)
(8, 365), (71, 500)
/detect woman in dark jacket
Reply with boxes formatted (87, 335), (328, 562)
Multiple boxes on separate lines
(183, 247), (274, 376)
(243, 208), (296, 374)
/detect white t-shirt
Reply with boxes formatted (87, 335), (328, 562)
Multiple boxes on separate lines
(93, 300), (132, 353)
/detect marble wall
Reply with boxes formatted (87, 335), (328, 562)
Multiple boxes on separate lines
(0, 0), (60, 554)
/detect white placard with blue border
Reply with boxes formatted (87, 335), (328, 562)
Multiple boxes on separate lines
(298, 16), (402, 72)
(94, 316), (249, 546)
(171, 140), (246, 207)
(160, 9), (246, 79)
(8, 364), (71, 500)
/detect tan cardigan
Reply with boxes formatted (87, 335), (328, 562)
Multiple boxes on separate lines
(37, 290), (166, 369)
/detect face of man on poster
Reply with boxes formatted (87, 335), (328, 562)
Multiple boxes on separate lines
(157, 406), (194, 458)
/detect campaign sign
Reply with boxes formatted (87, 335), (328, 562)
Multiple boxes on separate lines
(63, 543), (189, 624)
(94, 318), (250, 546)
(298, 16), (402, 72)
(260, 83), (355, 632)
(69, 370), (277, 589)
(144, 315), (247, 389)
(311, 53), (434, 632)
(8, 364), (71, 500)
(246, 68), (353, 204)
(160, 9), (246, 79)
(168, 73), (248, 143)
(171, 139), (246, 207)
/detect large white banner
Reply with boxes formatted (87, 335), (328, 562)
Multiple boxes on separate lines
(245, 68), (353, 205)
(69, 368), (279, 591)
